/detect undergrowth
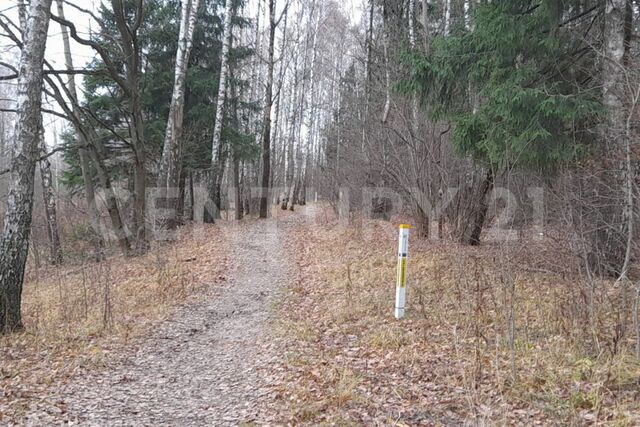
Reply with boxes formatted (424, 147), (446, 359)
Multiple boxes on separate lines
(275, 205), (640, 425)
(0, 224), (229, 421)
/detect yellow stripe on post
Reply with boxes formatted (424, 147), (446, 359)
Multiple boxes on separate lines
(398, 258), (407, 288)
(395, 224), (411, 319)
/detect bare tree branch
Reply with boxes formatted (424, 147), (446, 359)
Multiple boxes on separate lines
(49, 12), (132, 96)
(0, 143), (86, 176)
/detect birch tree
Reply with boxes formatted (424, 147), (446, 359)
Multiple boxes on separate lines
(259, 0), (279, 218)
(381, 1), (391, 124)
(17, 0), (62, 264)
(294, 3), (321, 209)
(39, 130), (62, 264)
(0, 0), (53, 333)
(408, 0), (418, 131)
(207, 0), (235, 223)
(286, 2), (316, 211)
(158, 0), (200, 229)
(601, 0), (632, 276)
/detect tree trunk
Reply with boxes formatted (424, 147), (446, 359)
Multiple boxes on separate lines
(233, 156), (242, 220)
(287, 6), (316, 211)
(271, 10), (288, 196)
(54, 0), (107, 259)
(43, 1), (133, 257)
(111, 0), (147, 253)
(365, 0), (374, 88)
(39, 132), (62, 265)
(243, 162), (252, 215)
(464, 168), (494, 246)
(132, 153), (147, 252)
(598, 0), (629, 275)
(213, 145), (228, 217)
(158, 0), (200, 230)
(299, 6), (320, 208)
(0, 0), (53, 334)
(0, 116), (5, 170)
(188, 171), (195, 221)
(88, 144), (132, 255)
(420, 0), (429, 46)
(408, 0), (419, 131)
(207, 0), (235, 223)
(259, 0), (278, 219)
(282, 58), (299, 210)
(381, 2), (391, 124)
(177, 171), (186, 222)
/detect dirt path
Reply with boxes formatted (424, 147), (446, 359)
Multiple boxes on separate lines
(31, 219), (289, 426)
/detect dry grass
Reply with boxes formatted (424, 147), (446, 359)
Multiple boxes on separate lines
(275, 206), (640, 425)
(0, 223), (229, 421)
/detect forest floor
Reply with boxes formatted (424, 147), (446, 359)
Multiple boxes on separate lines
(275, 204), (640, 426)
(1, 215), (296, 425)
(2, 204), (640, 425)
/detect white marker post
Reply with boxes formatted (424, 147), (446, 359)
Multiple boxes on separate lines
(395, 224), (411, 319)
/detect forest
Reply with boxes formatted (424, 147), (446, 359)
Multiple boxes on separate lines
(0, 0), (639, 425)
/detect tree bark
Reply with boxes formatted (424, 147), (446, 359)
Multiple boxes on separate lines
(420, 0), (429, 46)
(381, 2), (391, 124)
(233, 156), (242, 220)
(20, 0), (61, 265)
(39, 131), (62, 264)
(0, 0), (53, 334)
(88, 143), (132, 255)
(408, 0), (419, 132)
(111, 0), (147, 253)
(55, 0), (106, 259)
(177, 171), (186, 221)
(259, 0), (278, 218)
(365, 0), (374, 88)
(158, 0), (200, 229)
(188, 171), (195, 221)
(213, 144), (228, 217)
(464, 168), (494, 246)
(207, 0), (235, 223)
(49, 2), (134, 256)
(282, 56), (299, 210)
(298, 5), (320, 209)
(599, 0), (629, 275)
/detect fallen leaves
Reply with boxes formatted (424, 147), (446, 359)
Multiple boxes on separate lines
(271, 206), (640, 425)
(0, 223), (230, 423)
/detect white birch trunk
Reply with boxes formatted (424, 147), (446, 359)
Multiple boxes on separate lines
(444, 0), (451, 36)
(603, 0), (629, 277)
(0, 0), (53, 333)
(288, 13), (315, 210)
(211, 0), (235, 169)
(381, 3), (392, 124)
(602, 0), (634, 285)
(39, 131), (62, 264)
(603, 0), (626, 133)
(299, 8), (321, 206)
(409, 0), (416, 46)
(207, 0), (234, 222)
(158, 0), (200, 228)
(19, 0), (62, 264)
(259, 0), (278, 218)
(421, 0), (429, 41)
(408, 0), (419, 132)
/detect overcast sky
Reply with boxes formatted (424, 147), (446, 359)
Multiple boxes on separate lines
(0, 0), (364, 148)
(2, 0), (363, 66)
